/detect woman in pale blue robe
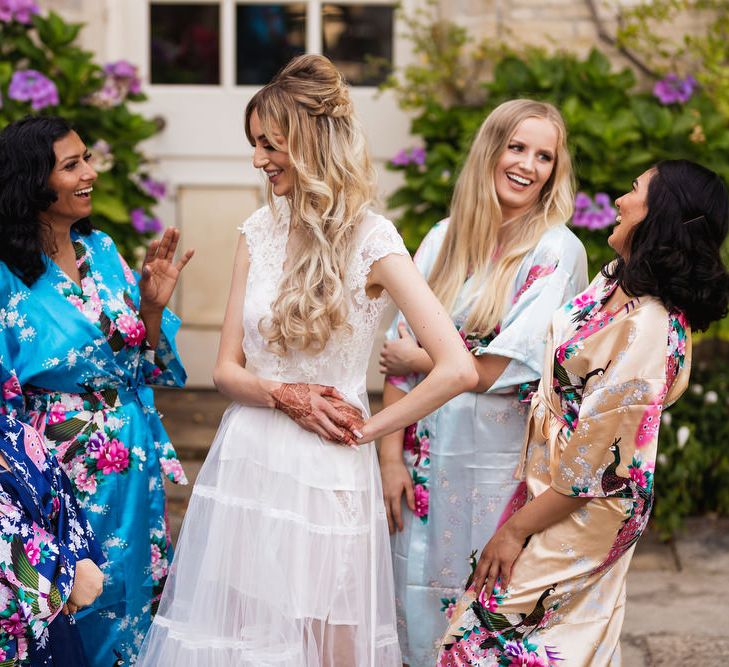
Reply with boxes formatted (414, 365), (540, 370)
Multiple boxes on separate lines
(378, 100), (589, 665)
(0, 116), (191, 665)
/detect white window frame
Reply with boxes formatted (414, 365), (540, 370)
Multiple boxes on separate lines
(144, 0), (399, 93)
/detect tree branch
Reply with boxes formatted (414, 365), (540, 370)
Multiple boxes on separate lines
(584, 0), (661, 78)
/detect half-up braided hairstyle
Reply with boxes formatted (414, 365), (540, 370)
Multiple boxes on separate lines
(603, 159), (729, 331)
(244, 54), (376, 355)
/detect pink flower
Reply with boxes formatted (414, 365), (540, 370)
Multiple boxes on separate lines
(629, 466), (648, 487)
(160, 457), (187, 483)
(66, 294), (84, 309)
(0, 611), (26, 637)
(2, 375), (22, 401)
(96, 439), (130, 474)
(24, 541), (40, 566)
(116, 313), (146, 347)
(413, 484), (429, 517)
(47, 402), (66, 425)
(444, 601), (456, 620)
(571, 288), (597, 309)
(150, 366), (162, 379)
(418, 434), (430, 457)
(74, 465), (98, 494)
(403, 424), (417, 453)
(477, 587), (500, 612)
(151, 543), (161, 565)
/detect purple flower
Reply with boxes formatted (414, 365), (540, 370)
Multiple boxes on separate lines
(8, 70), (59, 110)
(574, 192), (591, 210)
(0, 0), (39, 24)
(653, 74), (697, 105)
(571, 192), (616, 230)
(390, 148), (411, 166)
(410, 146), (427, 166)
(130, 208), (162, 234)
(139, 177), (166, 200)
(390, 146), (427, 167)
(104, 59), (142, 94)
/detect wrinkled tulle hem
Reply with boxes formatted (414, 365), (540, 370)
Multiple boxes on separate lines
(137, 402), (401, 666)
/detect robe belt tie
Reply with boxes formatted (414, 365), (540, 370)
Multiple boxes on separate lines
(514, 384), (566, 481)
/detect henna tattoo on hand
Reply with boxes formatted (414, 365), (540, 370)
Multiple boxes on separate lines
(272, 383), (314, 422)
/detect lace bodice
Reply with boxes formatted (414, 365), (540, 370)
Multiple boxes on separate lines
(240, 205), (408, 397)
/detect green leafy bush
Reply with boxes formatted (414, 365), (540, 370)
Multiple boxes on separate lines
(0, 5), (163, 260)
(653, 357), (729, 538)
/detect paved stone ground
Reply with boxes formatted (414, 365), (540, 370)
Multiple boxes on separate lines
(156, 388), (729, 666)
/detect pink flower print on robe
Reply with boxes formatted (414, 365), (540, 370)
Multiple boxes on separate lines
(413, 483), (429, 518)
(160, 456), (186, 483)
(2, 375), (22, 402)
(47, 402), (66, 425)
(116, 313), (146, 347)
(96, 439), (130, 474)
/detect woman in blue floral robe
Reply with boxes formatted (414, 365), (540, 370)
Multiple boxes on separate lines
(0, 414), (105, 666)
(0, 116), (191, 665)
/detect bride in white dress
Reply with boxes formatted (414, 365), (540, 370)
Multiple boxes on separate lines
(137, 54), (477, 667)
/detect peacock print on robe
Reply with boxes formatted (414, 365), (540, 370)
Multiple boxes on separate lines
(438, 269), (690, 666)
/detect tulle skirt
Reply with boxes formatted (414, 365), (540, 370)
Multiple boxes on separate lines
(137, 402), (401, 666)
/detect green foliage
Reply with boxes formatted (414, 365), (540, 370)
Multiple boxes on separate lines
(384, 10), (729, 535)
(617, 0), (729, 118)
(652, 358), (729, 539)
(0, 10), (162, 261)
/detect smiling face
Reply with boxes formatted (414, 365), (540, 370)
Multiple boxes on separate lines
(609, 168), (654, 257)
(494, 116), (559, 220)
(249, 108), (294, 197)
(43, 131), (97, 227)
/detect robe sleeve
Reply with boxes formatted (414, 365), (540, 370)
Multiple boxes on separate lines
(0, 290), (24, 418)
(550, 310), (689, 498)
(471, 230), (588, 395)
(383, 221), (446, 395)
(115, 252), (187, 389)
(0, 421), (105, 642)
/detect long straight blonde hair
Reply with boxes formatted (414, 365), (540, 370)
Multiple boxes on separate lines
(244, 55), (376, 355)
(429, 99), (575, 335)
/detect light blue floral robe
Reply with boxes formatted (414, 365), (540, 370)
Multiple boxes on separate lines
(0, 229), (188, 666)
(386, 220), (588, 666)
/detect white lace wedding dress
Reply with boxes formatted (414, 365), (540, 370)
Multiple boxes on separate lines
(137, 205), (406, 666)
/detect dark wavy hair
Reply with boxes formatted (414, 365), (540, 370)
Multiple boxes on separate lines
(602, 159), (729, 331)
(0, 115), (92, 286)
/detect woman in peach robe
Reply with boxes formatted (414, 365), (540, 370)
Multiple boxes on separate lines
(437, 159), (729, 666)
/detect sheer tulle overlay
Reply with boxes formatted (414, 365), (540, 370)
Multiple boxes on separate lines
(137, 206), (407, 666)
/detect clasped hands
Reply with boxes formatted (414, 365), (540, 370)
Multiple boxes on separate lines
(272, 383), (365, 447)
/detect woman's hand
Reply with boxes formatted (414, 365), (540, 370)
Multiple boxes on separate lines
(380, 457), (415, 533)
(271, 383), (364, 446)
(67, 558), (104, 611)
(139, 227), (194, 312)
(379, 323), (431, 376)
(471, 522), (526, 600)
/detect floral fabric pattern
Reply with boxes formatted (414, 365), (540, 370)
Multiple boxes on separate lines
(0, 415), (104, 666)
(387, 220), (587, 666)
(439, 271), (691, 666)
(0, 229), (187, 666)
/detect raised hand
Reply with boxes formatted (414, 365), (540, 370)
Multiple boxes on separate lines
(271, 383), (364, 446)
(139, 227), (194, 312)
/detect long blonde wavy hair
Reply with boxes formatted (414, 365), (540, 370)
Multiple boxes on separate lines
(429, 99), (575, 335)
(245, 55), (376, 355)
